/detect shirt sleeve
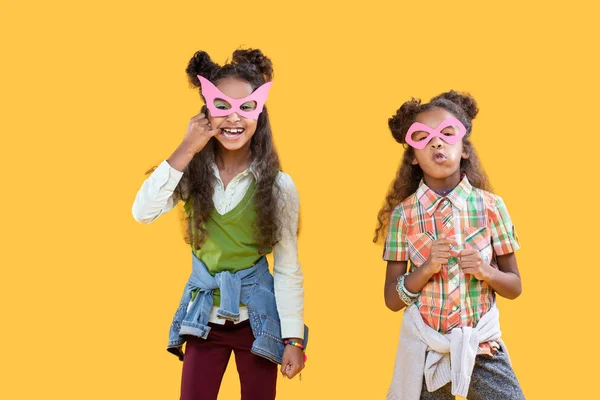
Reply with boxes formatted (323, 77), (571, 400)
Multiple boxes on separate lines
(131, 160), (184, 224)
(489, 196), (520, 256)
(272, 172), (305, 339)
(383, 207), (410, 261)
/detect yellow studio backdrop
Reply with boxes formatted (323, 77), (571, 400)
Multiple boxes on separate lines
(1, 0), (598, 399)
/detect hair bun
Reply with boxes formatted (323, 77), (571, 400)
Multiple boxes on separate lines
(232, 48), (274, 82)
(186, 51), (220, 87)
(431, 90), (478, 120)
(388, 98), (422, 143)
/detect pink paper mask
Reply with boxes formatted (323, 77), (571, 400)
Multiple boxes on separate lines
(198, 75), (272, 120)
(405, 117), (467, 149)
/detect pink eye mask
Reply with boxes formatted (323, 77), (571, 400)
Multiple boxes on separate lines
(405, 117), (467, 149)
(198, 75), (272, 120)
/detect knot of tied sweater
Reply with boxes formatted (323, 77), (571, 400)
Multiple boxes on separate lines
(387, 304), (509, 400)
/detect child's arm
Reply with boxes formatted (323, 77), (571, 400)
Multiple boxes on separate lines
(487, 253), (522, 299)
(384, 238), (458, 311)
(384, 261), (410, 312)
(272, 173), (305, 379)
(460, 195), (522, 299)
(132, 160), (183, 224)
(132, 111), (219, 223)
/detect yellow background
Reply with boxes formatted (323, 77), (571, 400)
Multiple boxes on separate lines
(1, 0), (598, 398)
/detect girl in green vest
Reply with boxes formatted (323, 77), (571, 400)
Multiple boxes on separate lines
(132, 48), (305, 400)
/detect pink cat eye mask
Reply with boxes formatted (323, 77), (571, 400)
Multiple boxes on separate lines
(198, 75), (272, 120)
(405, 117), (467, 149)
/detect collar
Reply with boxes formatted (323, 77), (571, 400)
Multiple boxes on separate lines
(416, 175), (472, 216)
(210, 160), (260, 181)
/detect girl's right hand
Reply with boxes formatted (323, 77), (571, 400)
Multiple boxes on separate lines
(423, 238), (459, 275)
(181, 112), (221, 153)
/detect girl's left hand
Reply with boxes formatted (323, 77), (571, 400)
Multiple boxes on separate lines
(459, 247), (492, 281)
(281, 341), (305, 379)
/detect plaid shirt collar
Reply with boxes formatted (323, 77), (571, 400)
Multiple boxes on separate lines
(415, 175), (473, 216)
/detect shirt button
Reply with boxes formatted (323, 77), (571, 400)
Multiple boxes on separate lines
(452, 305), (459, 312)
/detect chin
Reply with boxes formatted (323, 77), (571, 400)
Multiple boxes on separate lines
(215, 135), (252, 151)
(422, 165), (461, 180)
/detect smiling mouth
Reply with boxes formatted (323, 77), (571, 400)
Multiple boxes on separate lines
(220, 128), (245, 139)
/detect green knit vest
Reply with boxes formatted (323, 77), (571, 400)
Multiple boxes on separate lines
(184, 179), (272, 306)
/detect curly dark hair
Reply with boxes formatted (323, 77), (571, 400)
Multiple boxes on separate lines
(373, 90), (492, 243)
(175, 48), (282, 253)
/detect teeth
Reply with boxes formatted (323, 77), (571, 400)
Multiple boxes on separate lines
(223, 128), (243, 134)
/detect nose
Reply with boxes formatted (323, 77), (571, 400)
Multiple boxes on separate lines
(227, 112), (241, 123)
(429, 136), (444, 149)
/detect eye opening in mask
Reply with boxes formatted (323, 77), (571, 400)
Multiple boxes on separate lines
(214, 98), (232, 110)
(240, 100), (257, 111)
(440, 125), (458, 136)
(410, 130), (430, 142)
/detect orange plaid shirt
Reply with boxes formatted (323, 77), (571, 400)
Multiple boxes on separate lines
(384, 177), (520, 355)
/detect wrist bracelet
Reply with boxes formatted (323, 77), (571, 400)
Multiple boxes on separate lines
(401, 273), (420, 298)
(396, 274), (419, 306)
(284, 340), (305, 350)
(284, 340), (307, 362)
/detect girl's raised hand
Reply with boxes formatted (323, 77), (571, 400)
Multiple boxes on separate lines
(181, 112), (221, 153)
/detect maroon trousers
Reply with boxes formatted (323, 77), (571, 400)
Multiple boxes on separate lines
(180, 320), (277, 400)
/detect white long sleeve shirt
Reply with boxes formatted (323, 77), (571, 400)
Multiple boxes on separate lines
(132, 160), (304, 339)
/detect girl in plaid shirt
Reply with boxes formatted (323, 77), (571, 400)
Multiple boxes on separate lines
(375, 91), (525, 400)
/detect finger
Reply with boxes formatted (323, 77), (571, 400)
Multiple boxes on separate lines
(433, 245), (452, 253)
(450, 248), (461, 257)
(191, 112), (206, 121)
(461, 266), (478, 274)
(286, 364), (302, 379)
(280, 360), (289, 376)
(461, 255), (482, 264)
(459, 254), (477, 263)
(206, 128), (221, 137)
(460, 248), (478, 256)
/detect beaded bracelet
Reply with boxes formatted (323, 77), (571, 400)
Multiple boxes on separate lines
(284, 340), (305, 350)
(396, 274), (419, 306)
(284, 340), (308, 362)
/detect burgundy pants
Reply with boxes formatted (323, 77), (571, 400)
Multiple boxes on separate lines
(180, 320), (277, 400)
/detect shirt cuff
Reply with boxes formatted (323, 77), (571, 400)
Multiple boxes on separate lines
(280, 318), (305, 340)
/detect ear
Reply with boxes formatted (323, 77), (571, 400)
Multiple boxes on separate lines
(411, 157), (419, 165)
(461, 149), (470, 159)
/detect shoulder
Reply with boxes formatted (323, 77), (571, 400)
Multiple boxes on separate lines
(391, 192), (418, 221)
(275, 170), (295, 188)
(471, 187), (509, 217)
(274, 171), (298, 199)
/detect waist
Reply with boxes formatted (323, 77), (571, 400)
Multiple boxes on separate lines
(205, 255), (264, 276)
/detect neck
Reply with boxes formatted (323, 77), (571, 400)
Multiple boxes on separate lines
(215, 144), (252, 174)
(423, 170), (462, 194)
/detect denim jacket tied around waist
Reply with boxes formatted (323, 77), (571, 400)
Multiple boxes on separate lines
(167, 252), (309, 365)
